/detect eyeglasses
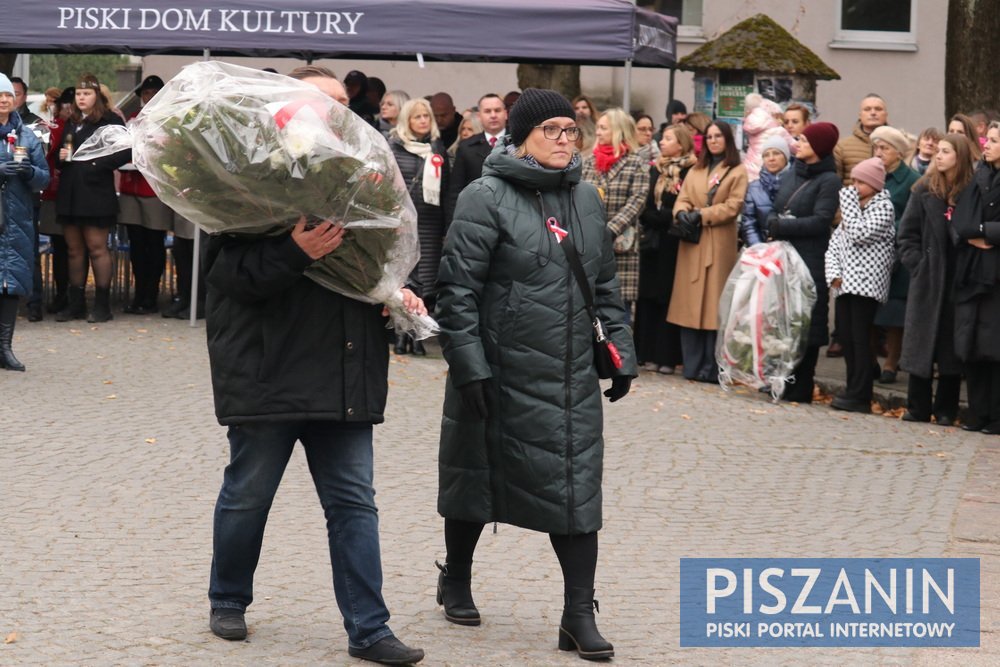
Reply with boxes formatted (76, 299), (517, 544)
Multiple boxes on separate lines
(536, 125), (581, 141)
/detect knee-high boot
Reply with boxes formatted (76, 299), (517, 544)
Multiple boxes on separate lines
(435, 561), (481, 626)
(0, 297), (26, 372)
(558, 587), (613, 660)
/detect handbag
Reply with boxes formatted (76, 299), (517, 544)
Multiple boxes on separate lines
(667, 167), (732, 244)
(556, 225), (624, 378)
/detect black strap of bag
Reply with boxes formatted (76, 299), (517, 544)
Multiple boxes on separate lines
(555, 222), (623, 377)
(705, 167), (731, 206)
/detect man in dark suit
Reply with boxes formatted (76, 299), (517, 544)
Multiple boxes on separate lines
(444, 93), (508, 226)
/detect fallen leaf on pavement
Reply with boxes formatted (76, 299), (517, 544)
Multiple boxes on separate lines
(103, 380), (113, 385)
(680, 414), (691, 420)
(4, 632), (17, 644)
(105, 394), (117, 400)
(145, 438), (157, 444)
(136, 328), (148, 333)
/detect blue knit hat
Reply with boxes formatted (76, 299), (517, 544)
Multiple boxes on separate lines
(0, 74), (15, 97)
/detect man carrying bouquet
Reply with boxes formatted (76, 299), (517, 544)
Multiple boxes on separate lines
(205, 66), (426, 666)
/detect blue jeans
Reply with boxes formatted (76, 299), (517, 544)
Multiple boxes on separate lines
(208, 420), (393, 649)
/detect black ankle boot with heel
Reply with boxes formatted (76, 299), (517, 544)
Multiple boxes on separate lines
(0, 297), (25, 372)
(558, 587), (614, 660)
(435, 560), (481, 626)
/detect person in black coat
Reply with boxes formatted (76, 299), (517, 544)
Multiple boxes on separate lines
(54, 74), (130, 323)
(203, 69), (426, 667)
(389, 97), (450, 355)
(765, 122), (842, 403)
(445, 94), (508, 226)
(897, 134), (976, 425)
(635, 125), (695, 373)
(951, 124), (1000, 432)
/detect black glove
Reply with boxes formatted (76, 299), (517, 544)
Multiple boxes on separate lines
(458, 379), (488, 420)
(603, 376), (631, 403)
(687, 209), (702, 226)
(0, 161), (31, 180)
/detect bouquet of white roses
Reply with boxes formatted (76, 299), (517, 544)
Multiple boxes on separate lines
(716, 241), (816, 399)
(75, 60), (435, 338)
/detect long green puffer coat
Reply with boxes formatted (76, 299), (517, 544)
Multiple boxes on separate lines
(435, 149), (637, 536)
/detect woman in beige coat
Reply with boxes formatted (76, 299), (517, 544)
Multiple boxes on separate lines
(668, 121), (748, 382)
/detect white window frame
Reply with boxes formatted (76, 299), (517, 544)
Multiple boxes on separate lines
(638, 0), (705, 43)
(829, 0), (918, 52)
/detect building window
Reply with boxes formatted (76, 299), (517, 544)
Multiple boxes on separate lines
(638, 0), (704, 42)
(831, 0), (917, 51)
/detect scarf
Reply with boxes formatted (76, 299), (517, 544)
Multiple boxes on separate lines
(593, 143), (627, 174)
(654, 153), (696, 205)
(401, 137), (442, 206)
(757, 165), (787, 202)
(504, 142), (582, 172)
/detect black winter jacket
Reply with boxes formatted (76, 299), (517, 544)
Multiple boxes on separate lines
(204, 232), (391, 425)
(637, 163), (686, 302)
(766, 155), (841, 347)
(436, 149), (637, 535)
(952, 162), (1000, 362)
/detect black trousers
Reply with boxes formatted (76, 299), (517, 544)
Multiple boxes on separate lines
(836, 294), (879, 402)
(126, 225), (166, 308)
(965, 362), (1000, 424)
(783, 345), (820, 403)
(172, 234), (206, 306)
(634, 297), (682, 367)
(907, 373), (961, 421)
(679, 327), (717, 381)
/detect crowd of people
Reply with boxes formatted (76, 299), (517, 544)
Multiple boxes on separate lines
(3, 63), (1000, 664)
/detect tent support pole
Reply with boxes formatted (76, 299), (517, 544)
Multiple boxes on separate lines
(190, 48), (210, 327)
(668, 67), (676, 107)
(622, 59), (632, 114)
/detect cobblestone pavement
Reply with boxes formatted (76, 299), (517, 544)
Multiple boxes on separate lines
(1, 316), (998, 666)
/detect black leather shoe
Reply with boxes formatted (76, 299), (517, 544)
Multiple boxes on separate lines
(981, 421), (1000, 435)
(962, 418), (987, 432)
(348, 636), (424, 665)
(209, 608), (247, 640)
(830, 396), (871, 414)
(879, 369), (897, 384)
(934, 415), (955, 427)
(411, 338), (426, 356)
(902, 411), (929, 423)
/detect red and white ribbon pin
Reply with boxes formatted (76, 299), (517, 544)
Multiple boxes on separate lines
(546, 216), (569, 243)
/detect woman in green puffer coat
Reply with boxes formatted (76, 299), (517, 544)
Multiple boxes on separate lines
(434, 89), (637, 661)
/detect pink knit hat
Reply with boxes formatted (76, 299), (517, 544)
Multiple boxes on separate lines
(851, 157), (886, 191)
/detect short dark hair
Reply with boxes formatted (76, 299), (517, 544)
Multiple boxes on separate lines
(287, 65), (338, 81)
(478, 93), (502, 107)
(9, 76), (27, 95)
(697, 121), (741, 169)
(784, 102), (811, 123)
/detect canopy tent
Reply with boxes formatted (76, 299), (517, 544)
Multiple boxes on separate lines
(4, 1), (677, 324)
(7, 1), (677, 67)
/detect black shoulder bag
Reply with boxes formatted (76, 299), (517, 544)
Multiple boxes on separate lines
(556, 227), (623, 379)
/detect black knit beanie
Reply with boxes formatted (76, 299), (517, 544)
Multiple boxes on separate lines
(507, 88), (576, 146)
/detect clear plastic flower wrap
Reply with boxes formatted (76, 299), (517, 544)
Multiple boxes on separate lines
(715, 241), (817, 399)
(74, 60), (436, 338)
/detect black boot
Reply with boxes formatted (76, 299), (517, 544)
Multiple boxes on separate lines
(55, 286), (87, 322)
(558, 587), (613, 660)
(412, 337), (426, 356)
(435, 561), (481, 626)
(0, 297), (25, 372)
(394, 333), (409, 355)
(88, 287), (113, 323)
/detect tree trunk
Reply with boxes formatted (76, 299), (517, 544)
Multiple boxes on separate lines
(945, 0), (1000, 120)
(516, 64), (581, 100)
(0, 55), (16, 79)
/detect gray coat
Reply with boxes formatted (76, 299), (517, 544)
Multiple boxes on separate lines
(435, 150), (637, 535)
(897, 185), (963, 378)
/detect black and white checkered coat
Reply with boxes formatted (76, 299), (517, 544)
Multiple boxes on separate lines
(825, 188), (896, 302)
